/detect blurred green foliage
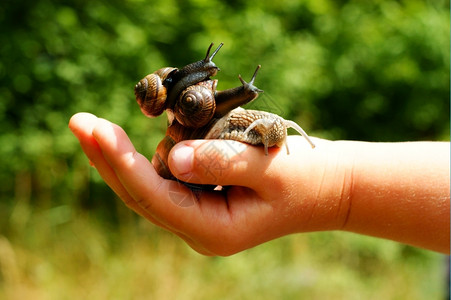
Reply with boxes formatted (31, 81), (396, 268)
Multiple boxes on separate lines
(0, 0), (449, 298)
(0, 0), (449, 209)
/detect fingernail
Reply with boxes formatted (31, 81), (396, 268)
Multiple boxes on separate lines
(171, 145), (194, 175)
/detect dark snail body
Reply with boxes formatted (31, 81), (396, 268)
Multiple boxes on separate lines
(134, 43), (315, 188)
(165, 43), (223, 109)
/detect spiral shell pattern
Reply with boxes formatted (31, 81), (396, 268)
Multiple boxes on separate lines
(174, 81), (217, 128)
(134, 67), (176, 118)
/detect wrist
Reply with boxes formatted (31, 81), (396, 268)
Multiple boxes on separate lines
(280, 138), (358, 234)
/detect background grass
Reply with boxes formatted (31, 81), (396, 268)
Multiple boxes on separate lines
(0, 208), (447, 299)
(0, 0), (449, 299)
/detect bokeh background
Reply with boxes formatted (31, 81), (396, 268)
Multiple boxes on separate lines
(0, 0), (449, 299)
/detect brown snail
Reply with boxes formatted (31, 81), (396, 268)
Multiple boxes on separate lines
(134, 67), (177, 118)
(134, 43), (315, 189)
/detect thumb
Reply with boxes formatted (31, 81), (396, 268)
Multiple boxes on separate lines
(167, 139), (277, 187)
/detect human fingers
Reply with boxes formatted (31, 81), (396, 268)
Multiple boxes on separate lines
(89, 118), (228, 232)
(69, 113), (172, 227)
(167, 137), (316, 189)
(69, 113), (135, 203)
(70, 114), (222, 253)
(167, 140), (265, 188)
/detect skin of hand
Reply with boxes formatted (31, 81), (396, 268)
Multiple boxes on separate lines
(69, 112), (450, 256)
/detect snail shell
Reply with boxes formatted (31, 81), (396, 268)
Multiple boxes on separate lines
(134, 67), (177, 117)
(174, 80), (217, 128)
(205, 107), (315, 155)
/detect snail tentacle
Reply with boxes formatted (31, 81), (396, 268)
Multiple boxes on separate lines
(166, 43), (223, 109)
(283, 120), (316, 149)
(215, 65), (263, 117)
(238, 65), (263, 93)
(204, 42), (223, 64)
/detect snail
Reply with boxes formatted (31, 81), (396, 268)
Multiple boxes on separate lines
(205, 107), (315, 155)
(134, 67), (177, 118)
(134, 43), (315, 188)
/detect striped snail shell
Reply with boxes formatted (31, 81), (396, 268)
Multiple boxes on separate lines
(174, 80), (217, 128)
(134, 67), (177, 118)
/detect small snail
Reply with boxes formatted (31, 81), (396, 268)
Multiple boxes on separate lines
(134, 67), (176, 118)
(205, 108), (316, 155)
(134, 43), (315, 189)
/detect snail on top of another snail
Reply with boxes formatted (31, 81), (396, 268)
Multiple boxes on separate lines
(134, 43), (315, 187)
